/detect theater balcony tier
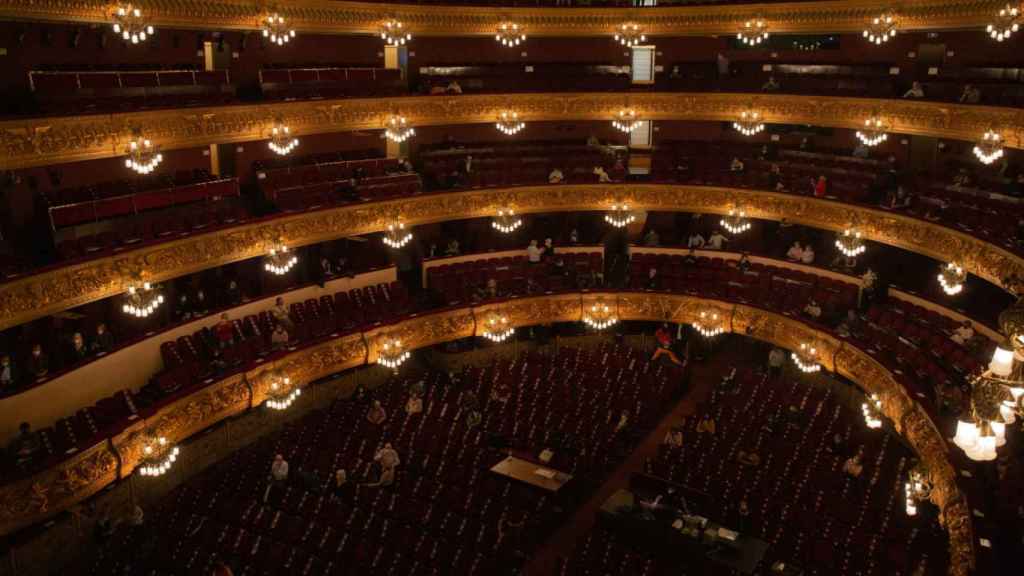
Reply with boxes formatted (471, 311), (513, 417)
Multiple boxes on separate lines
(0, 0), (1002, 37)
(0, 291), (978, 575)
(2, 183), (1023, 332)
(1, 93), (1022, 170)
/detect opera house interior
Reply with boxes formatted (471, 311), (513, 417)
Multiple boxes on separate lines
(2, 1), (1024, 575)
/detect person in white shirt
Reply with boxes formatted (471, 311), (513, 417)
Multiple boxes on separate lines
(800, 244), (815, 264)
(593, 166), (612, 183)
(803, 300), (822, 319)
(271, 454), (289, 481)
(405, 393), (423, 415)
(902, 81), (924, 99)
(687, 233), (706, 249)
(951, 320), (975, 346)
(548, 168), (564, 184)
(708, 230), (729, 250)
(446, 80), (463, 94)
(374, 443), (401, 470)
(786, 241), (804, 261)
(527, 240), (545, 263)
(729, 157), (745, 172)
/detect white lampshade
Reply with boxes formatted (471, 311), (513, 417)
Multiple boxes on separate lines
(989, 346), (1014, 377)
(953, 420), (979, 450)
(1010, 386), (1024, 401)
(976, 434), (998, 461)
(992, 421), (1007, 446)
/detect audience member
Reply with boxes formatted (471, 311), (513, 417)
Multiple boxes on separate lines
(737, 252), (752, 273)
(548, 168), (565, 184)
(663, 426), (684, 448)
(843, 450), (864, 478)
(708, 230), (729, 250)
(446, 80), (463, 94)
(28, 344), (48, 380)
(761, 76), (780, 92)
(0, 355), (14, 388)
(643, 229), (660, 246)
(330, 469), (350, 501)
(271, 297), (294, 332)
(729, 157), (745, 172)
(466, 408), (483, 428)
(814, 175), (827, 197)
(405, 392), (423, 415)
(367, 400), (387, 424)
(803, 299), (822, 319)
(951, 320), (975, 346)
(527, 240), (545, 263)
(68, 332), (89, 364)
(959, 84), (981, 104)
(8, 422), (41, 466)
(593, 166), (612, 183)
(687, 232), (706, 249)
(768, 347), (786, 380)
(271, 324), (290, 350)
(91, 323), (114, 355)
(215, 313), (235, 349)
(737, 449), (761, 466)
(800, 244), (815, 264)
(651, 324), (685, 366)
(263, 453), (289, 502)
(374, 443), (401, 470)
(786, 241), (804, 261)
(446, 239), (461, 256)
(696, 414), (716, 434)
(903, 81), (925, 98)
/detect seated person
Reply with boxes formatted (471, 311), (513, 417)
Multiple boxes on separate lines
(843, 451), (864, 478)
(0, 355), (14, 389)
(696, 414), (716, 434)
(374, 443), (401, 469)
(729, 157), (745, 172)
(803, 299), (822, 319)
(800, 244), (815, 265)
(446, 80), (463, 94)
(593, 166), (612, 183)
(330, 468), (350, 501)
(68, 332), (89, 364)
(91, 323), (114, 355)
(466, 408), (482, 429)
(737, 252), (752, 273)
(761, 76), (780, 92)
(737, 449), (761, 467)
(548, 168), (565, 184)
(271, 324), (290, 349)
(959, 84), (981, 104)
(28, 344), (48, 380)
(405, 392), (423, 415)
(903, 81), (925, 99)
(786, 241), (804, 262)
(950, 320), (975, 346)
(215, 314), (234, 349)
(367, 400), (387, 424)
(663, 426), (684, 448)
(688, 233), (706, 249)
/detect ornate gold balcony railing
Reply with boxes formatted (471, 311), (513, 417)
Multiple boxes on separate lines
(1, 93), (1022, 171)
(0, 292), (975, 574)
(0, 0), (1003, 37)
(1, 183), (1021, 332)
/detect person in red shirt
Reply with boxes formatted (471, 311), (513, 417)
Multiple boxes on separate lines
(814, 175), (827, 197)
(215, 313), (235, 349)
(651, 324), (685, 366)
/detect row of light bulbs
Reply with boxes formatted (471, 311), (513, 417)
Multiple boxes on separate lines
(111, 5), (1022, 51)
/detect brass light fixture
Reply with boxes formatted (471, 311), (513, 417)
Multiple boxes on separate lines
(862, 393), (883, 428)
(973, 130), (1005, 165)
(737, 18), (769, 45)
(863, 12), (898, 45)
(137, 436), (180, 477)
(492, 209), (523, 234)
(614, 23), (646, 47)
(904, 462), (933, 516)
(378, 336), (411, 370)
(383, 221), (413, 249)
(938, 262), (967, 296)
(265, 371), (301, 411)
(605, 203), (636, 228)
(481, 315), (515, 343)
(612, 109), (642, 133)
(855, 116), (888, 147)
(264, 244), (298, 275)
(987, 3), (1021, 42)
(381, 20), (412, 46)
(835, 229), (867, 258)
(267, 119), (299, 156)
(495, 111), (526, 136)
(112, 4), (154, 45)
(124, 134), (163, 175)
(262, 12), (295, 46)
(583, 300), (618, 330)
(123, 280), (165, 318)
(693, 311), (726, 338)
(495, 22), (526, 47)
(732, 110), (765, 136)
(791, 343), (821, 373)
(384, 115), (415, 143)
(720, 209), (752, 235)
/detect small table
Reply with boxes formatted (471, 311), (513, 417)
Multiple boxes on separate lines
(490, 456), (572, 492)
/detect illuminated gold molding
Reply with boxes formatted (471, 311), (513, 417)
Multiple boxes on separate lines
(0, 0), (1002, 37)
(0, 293), (973, 574)
(0, 183), (1021, 332)
(1, 93), (1023, 170)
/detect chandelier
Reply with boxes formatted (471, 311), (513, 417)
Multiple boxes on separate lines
(835, 229), (866, 258)
(381, 20), (412, 46)
(904, 463), (933, 516)
(496, 111), (526, 136)
(481, 315), (515, 343)
(938, 262), (967, 296)
(383, 221), (413, 249)
(264, 245), (298, 275)
(612, 109), (642, 133)
(112, 4), (154, 44)
(384, 115), (415, 143)
(693, 311), (725, 338)
(791, 343), (821, 374)
(262, 13), (295, 46)
(378, 337), (411, 370)
(855, 116), (888, 147)
(265, 372), (301, 411)
(495, 22), (526, 47)
(583, 301), (618, 330)
(987, 4), (1021, 42)
(863, 12), (897, 45)
(861, 393), (883, 429)
(267, 121), (299, 156)
(138, 436), (180, 477)
(124, 137), (163, 175)
(123, 281), (164, 318)
(953, 299), (1024, 461)
(720, 209), (752, 235)
(605, 204), (636, 228)
(732, 110), (765, 137)
(492, 209), (523, 234)
(737, 18), (769, 46)
(973, 130), (1004, 165)
(614, 23), (646, 47)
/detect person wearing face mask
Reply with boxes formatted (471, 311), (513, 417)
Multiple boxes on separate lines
(28, 344), (49, 380)
(91, 323), (114, 355)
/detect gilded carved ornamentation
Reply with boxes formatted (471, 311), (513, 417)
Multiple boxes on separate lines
(1, 93), (1021, 170)
(0, 293), (974, 574)
(0, 0), (1003, 37)
(2, 183), (1021, 333)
